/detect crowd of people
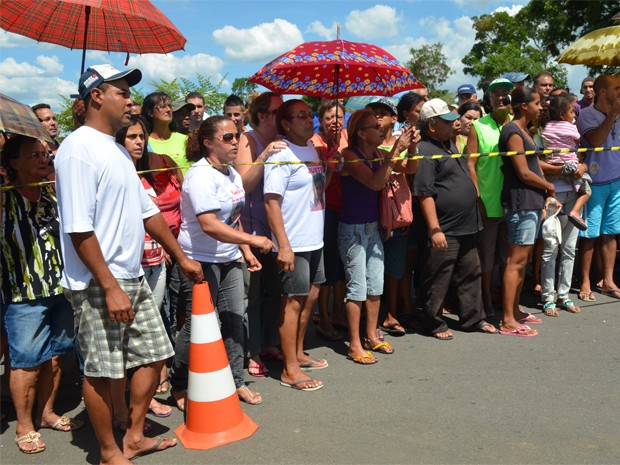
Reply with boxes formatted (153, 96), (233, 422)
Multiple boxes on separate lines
(1, 63), (619, 463)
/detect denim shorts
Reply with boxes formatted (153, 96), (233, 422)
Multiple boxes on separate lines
(504, 209), (541, 246)
(2, 294), (75, 369)
(583, 179), (620, 238)
(338, 221), (384, 302)
(279, 249), (325, 296)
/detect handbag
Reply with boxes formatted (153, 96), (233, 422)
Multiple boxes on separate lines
(380, 170), (413, 239)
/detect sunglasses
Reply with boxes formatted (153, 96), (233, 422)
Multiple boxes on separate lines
(360, 123), (381, 130)
(216, 132), (241, 143)
(286, 111), (314, 120)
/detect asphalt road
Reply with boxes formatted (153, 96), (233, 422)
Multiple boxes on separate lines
(1, 289), (619, 465)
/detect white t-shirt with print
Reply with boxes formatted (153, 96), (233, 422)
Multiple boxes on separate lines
(178, 158), (245, 263)
(55, 126), (160, 290)
(263, 140), (325, 252)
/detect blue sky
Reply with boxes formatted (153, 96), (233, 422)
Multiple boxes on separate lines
(0, 0), (589, 111)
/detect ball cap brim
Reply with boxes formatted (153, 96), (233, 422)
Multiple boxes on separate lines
(78, 64), (142, 100)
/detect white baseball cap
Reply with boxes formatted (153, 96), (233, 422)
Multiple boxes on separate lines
(419, 98), (459, 122)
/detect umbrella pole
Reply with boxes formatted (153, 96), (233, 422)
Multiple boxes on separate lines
(80, 6), (91, 74)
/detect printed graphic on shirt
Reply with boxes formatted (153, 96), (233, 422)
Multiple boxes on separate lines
(226, 185), (246, 228)
(308, 165), (325, 211)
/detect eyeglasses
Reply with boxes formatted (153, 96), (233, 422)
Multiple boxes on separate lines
(215, 133), (241, 143)
(28, 151), (50, 160)
(360, 123), (381, 130)
(155, 103), (172, 111)
(286, 111), (314, 120)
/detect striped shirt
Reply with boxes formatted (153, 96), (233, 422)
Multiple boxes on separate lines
(541, 120), (580, 165)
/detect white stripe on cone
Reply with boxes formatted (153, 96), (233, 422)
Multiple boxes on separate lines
(188, 366), (237, 403)
(190, 313), (221, 344)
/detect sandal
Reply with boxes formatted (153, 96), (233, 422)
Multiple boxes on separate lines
(543, 302), (559, 317)
(15, 431), (46, 454)
(347, 351), (378, 365)
(558, 298), (581, 314)
(155, 379), (170, 394)
(248, 362), (269, 377)
(237, 385), (262, 405)
(578, 290), (596, 302)
(37, 416), (84, 432)
(363, 337), (394, 354)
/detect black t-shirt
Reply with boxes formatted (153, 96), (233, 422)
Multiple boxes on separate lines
(413, 138), (482, 236)
(499, 122), (545, 211)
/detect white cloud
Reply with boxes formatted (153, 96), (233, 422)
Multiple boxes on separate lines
(85, 50), (112, 62)
(306, 21), (338, 40)
(0, 31), (60, 50)
(212, 19), (303, 62)
(493, 5), (524, 16)
(345, 5), (401, 39)
(130, 53), (224, 83)
(384, 37), (428, 64)
(0, 56), (75, 110)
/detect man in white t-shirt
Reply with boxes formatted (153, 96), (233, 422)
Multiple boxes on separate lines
(55, 64), (203, 464)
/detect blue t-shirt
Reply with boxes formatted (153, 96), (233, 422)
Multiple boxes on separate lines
(577, 105), (620, 185)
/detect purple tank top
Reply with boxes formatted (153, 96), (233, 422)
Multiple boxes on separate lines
(339, 147), (381, 224)
(240, 130), (271, 236)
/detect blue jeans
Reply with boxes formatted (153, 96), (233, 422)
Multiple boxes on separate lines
(504, 209), (541, 246)
(338, 222), (384, 302)
(170, 261), (247, 390)
(2, 294), (75, 368)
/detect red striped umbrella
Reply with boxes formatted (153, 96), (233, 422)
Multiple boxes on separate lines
(0, 0), (186, 73)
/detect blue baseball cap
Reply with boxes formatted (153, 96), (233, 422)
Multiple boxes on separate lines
(457, 84), (476, 95)
(502, 72), (530, 84)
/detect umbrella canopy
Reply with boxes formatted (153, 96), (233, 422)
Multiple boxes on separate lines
(557, 25), (620, 66)
(249, 39), (423, 99)
(0, 0), (186, 73)
(344, 95), (400, 113)
(0, 93), (54, 144)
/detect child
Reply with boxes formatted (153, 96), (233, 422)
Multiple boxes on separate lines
(540, 95), (591, 231)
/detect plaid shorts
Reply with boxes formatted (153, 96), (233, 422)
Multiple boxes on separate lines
(64, 277), (174, 379)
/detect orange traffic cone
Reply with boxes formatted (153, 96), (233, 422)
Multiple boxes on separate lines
(175, 282), (258, 449)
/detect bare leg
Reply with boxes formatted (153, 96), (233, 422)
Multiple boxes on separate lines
(531, 238), (543, 293)
(35, 356), (64, 428)
(11, 366), (45, 452)
(330, 281), (347, 326)
(279, 297), (321, 389)
(501, 244), (536, 334)
(346, 300), (367, 358)
(579, 238), (595, 293)
(570, 194), (589, 220)
(297, 285), (324, 366)
(83, 376), (130, 465)
(481, 270), (494, 315)
(601, 235), (619, 292)
(123, 361), (176, 459)
(382, 276), (402, 328)
(316, 285), (338, 335)
(110, 377), (128, 424)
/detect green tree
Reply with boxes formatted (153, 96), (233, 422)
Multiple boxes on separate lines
(405, 42), (454, 93)
(462, 1), (618, 90)
(462, 10), (567, 89)
(231, 77), (258, 103)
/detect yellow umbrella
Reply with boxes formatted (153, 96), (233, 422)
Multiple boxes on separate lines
(557, 25), (620, 66)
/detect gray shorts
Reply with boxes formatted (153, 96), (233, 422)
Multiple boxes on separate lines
(279, 249), (325, 296)
(64, 277), (174, 379)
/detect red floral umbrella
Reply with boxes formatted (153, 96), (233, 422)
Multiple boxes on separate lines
(0, 0), (186, 73)
(249, 36), (423, 99)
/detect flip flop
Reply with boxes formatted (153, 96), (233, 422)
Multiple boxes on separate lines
(346, 351), (378, 365)
(558, 299), (581, 314)
(600, 289), (620, 300)
(380, 323), (406, 337)
(37, 416), (84, 432)
(280, 378), (323, 391)
(300, 358), (329, 370)
(433, 332), (454, 340)
(155, 379), (170, 394)
(517, 313), (543, 325)
(15, 431), (46, 454)
(248, 362), (269, 377)
(499, 325), (538, 337)
(567, 213), (587, 231)
(147, 403), (172, 418)
(237, 385), (262, 405)
(127, 437), (177, 460)
(476, 322), (499, 334)
(578, 290), (596, 302)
